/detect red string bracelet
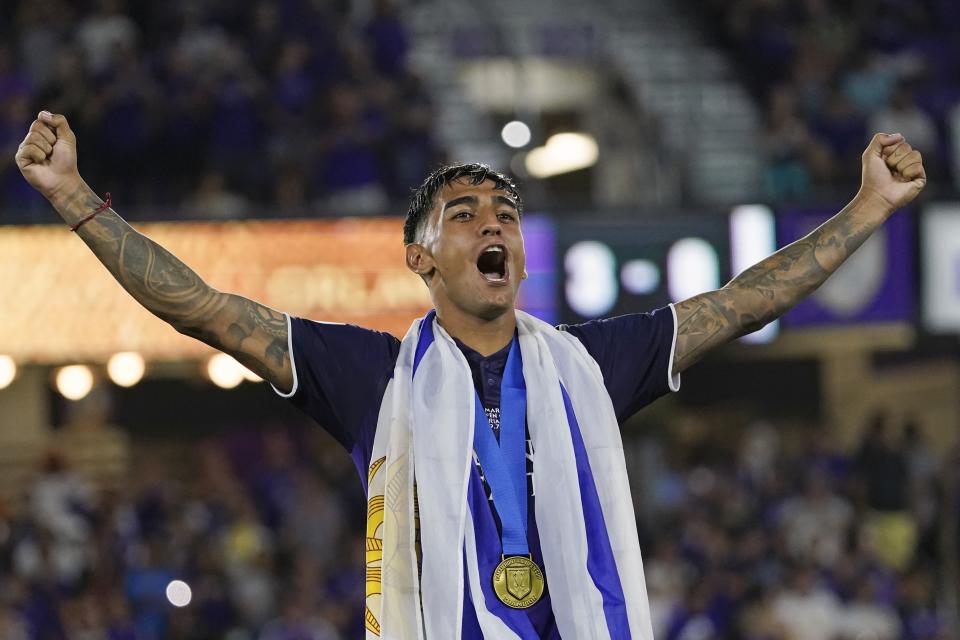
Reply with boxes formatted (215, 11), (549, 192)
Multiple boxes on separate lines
(70, 192), (112, 232)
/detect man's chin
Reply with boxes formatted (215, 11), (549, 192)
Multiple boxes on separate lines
(469, 292), (516, 321)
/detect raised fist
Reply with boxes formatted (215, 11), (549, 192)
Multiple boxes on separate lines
(15, 111), (81, 202)
(860, 133), (927, 211)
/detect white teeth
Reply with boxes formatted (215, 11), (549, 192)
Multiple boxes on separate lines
(483, 246), (504, 253)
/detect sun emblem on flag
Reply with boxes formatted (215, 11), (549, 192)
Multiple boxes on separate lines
(365, 456), (386, 636)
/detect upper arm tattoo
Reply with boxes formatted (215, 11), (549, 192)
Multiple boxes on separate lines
(672, 292), (738, 373)
(672, 197), (884, 372)
(56, 183), (293, 390)
(178, 296), (292, 390)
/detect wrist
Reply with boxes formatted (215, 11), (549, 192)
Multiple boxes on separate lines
(47, 176), (86, 209)
(853, 188), (896, 219)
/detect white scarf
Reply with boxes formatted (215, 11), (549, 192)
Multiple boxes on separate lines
(363, 310), (655, 639)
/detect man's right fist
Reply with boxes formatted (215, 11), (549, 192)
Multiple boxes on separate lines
(15, 111), (81, 202)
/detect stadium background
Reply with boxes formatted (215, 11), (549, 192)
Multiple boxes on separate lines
(1, 0), (959, 638)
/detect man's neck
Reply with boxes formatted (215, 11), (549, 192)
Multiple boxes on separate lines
(435, 306), (516, 356)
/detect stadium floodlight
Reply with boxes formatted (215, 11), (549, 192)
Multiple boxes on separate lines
(56, 365), (94, 400)
(166, 580), (192, 607)
(525, 132), (599, 178)
(107, 352), (146, 387)
(206, 353), (246, 389)
(0, 355), (15, 390)
(501, 120), (532, 148)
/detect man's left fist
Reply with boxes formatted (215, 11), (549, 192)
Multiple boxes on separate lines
(860, 132), (927, 211)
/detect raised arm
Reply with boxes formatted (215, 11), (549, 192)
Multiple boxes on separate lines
(672, 132), (926, 373)
(15, 111), (293, 392)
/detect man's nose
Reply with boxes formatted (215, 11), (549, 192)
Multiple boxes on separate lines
(480, 212), (502, 235)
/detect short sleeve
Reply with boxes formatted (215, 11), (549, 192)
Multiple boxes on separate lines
(271, 315), (401, 452)
(560, 304), (680, 422)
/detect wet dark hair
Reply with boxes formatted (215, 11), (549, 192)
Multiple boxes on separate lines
(403, 163), (523, 245)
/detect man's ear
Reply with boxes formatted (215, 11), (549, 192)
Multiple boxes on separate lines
(405, 243), (436, 280)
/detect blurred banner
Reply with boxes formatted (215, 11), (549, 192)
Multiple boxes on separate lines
(0, 219), (431, 363)
(777, 208), (915, 327)
(1, 217), (558, 364)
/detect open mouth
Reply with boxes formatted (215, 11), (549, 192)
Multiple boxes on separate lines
(476, 244), (508, 283)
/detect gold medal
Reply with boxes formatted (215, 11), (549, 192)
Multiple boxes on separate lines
(492, 555), (544, 608)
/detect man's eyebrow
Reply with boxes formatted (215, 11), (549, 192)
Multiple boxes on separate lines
(494, 195), (518, 210)
(442, 195), (478, 211)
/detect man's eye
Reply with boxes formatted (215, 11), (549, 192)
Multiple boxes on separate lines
(453, 211), (472, 220)
(498, 212), (516, 222)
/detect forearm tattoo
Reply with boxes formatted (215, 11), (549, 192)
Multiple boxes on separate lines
(54, 183), (290, 386)
(673, 198), (883, 372)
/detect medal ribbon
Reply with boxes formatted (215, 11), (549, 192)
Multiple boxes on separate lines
(472, 337), (529, 556)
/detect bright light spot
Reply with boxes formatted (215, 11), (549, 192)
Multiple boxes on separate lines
(56, 365), (94, 401)
(501, 120), (532, 148)
(667, 238), (720, 302)
(525, 132), (599, 178)
(166, 580), (192, 607)
(620, 260), (660, 295)
(565, 241), (617, 317)
(730, 205), (779, 343)
(207, 354), (246, 389)
(0, 356), (16, 390)
(240, 367), (263, 383)
(107, 352), (145, 387)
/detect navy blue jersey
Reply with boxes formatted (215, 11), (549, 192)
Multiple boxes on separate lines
(273, 308), (679, 638)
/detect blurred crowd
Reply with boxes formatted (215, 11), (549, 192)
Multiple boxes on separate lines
(0, 426), (366, 640)
(638, 412), (957, 640)
(696, 0), (960, 202)
(0, 0), (439, 223)
(0, 410), (955, 639)
(6, 0), (960, 221)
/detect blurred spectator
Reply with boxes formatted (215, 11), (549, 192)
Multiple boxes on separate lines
(870, 82), (938, 155)
(0, 82), (46, 219)
(13, 0), (74, 92)
(841, 51), (897, 116)
(902, 421), (943, 566)
(811, 87), (866, 184)
(645, 538), (692, 637)
(315, 84), (389, 216)
(76, 0), (139, 75)
(123, 537), (177, 640)
(856, 413), (916, 570)
(662, 581), (720, 640)
(777, 472), (853, 567)
(28, 451), (95, 546)
(185, 172), (252, 220)
(760, 85), (815, 200)
(898, 569), (949, 640)
(948, 100), (960, 190)
(259, 595), (342, 640)
(364, 0), (409, 77)
(835, 576), (899, 640)
(770, 564), (843, 640)
(0, 606), (29, 640)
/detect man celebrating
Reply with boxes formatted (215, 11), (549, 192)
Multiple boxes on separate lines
(16, 111), (925, 639)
